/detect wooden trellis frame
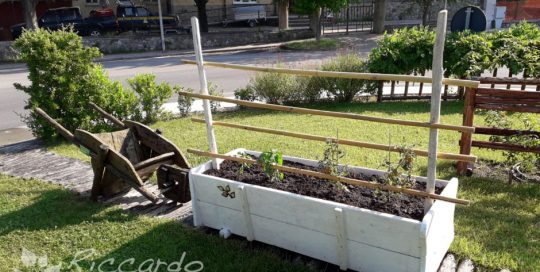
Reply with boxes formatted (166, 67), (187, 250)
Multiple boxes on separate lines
(457, 79), (540, 175)
(185, 13), (476, 210)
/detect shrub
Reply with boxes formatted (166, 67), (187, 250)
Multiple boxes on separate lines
(12, 27), (136, 139)
(128, 74), (173, 124)
(249, 71), (301, 104)
(311, 54), (377, 102)
(488, 22), (540, 76)
(368, 27), (435, 75)
(208, 82), (223, 113)
(444, 31), (493, 79)
(176, 86), (195, 117)
(234, 86), (257, 102)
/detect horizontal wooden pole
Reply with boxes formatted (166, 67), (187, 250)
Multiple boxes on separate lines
(178, 92), (475, 133)
(476, 103), (540, 113)
(471, 140), (540, 153)
(475, 97), (540, 105)
(475, 126), (540, 137)
(187, 149), (471, 206)
(191, 118), (477, 163)
(477, 77), (540, 85)
(382, 95), (460, 101)
(476, 88), (540, 99)
(181, 60), (480, 88)
(134, 152), (175, 170)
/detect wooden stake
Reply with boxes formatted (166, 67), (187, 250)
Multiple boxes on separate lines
(178, 92), (475, 133)
(191, 17), (219, 169)
(181, 60), (480, 89)
(187, 149), (471, 206)
(89, 102), (125, 128)
(191, 118), (477, 163)
(425, 10), (447, 213)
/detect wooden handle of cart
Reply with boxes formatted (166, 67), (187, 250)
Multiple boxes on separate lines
(34, 107), (78, 145)
(89, 102), (126, 128)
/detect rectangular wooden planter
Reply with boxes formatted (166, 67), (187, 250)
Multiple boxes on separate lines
(189, 149), (458, 272)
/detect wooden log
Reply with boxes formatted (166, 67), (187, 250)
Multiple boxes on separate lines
(89, 102), (125, 128)
(475, 126), (540, 137)
(476, 77), (540, 85)
(475, 97), (540, 105)
(507, 71), (513, 89)
(376, 81), (384, 103)
(187, 149), (471, 206)
(471, 141), (540, 153)
(404, 81), (409, 97)
(419, 71), (425, 96)
(457, 88), (477, 176)
(476, 88), (540, 99)
(177, 92), (475, 133)
(34, 107), (77, 144)
(191, 16), (219, 169)
(490, 68), (498, 88)
(181, 60), (480, 88)
(134, 152), (175, 178)
(191, 118), (477, 163)
(425, 10), (447, 212)
(476, 103), (540, 113)
(390, 80), (395, 97)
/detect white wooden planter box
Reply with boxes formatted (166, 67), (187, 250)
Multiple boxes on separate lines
(189, 149), (458, 272)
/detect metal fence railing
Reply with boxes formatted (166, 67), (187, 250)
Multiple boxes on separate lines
(322, 1), (374, 34)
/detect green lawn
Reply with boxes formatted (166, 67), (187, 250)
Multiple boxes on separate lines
(46, 100), (539, 271)
(0, 175), (312, 271)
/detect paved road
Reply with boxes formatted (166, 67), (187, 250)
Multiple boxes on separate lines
(0, 49), (343, 131)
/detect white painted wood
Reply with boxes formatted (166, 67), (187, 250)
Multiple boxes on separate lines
(189, 149), (458, 272)
(237, 185), (255, 241)
(190, 16), (219, 169)
(425, 10), (448, 213)
(334, 208), (348, 271)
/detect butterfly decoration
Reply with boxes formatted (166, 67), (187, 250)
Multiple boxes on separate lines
(217, 185), (235, 198)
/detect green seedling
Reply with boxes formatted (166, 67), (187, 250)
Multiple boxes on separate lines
(257, 149), (284, 182)
(318, 133), (349, 190)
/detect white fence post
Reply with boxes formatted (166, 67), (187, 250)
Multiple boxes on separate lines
(425, 10), (448, 213)
(191, 16), (219, 169)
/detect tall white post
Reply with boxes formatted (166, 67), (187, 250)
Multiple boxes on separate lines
(191, 16), (219, 169)
(425, 10), (447, 213)
(157, 0), (166, 52)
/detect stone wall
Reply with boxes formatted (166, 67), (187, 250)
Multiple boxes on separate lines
(385, 0), (482, 23)
(0, 29), (313, 61)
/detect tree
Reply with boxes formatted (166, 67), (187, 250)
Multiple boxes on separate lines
(373, 0), (386, 34)
(292, 0), (347, 41)
(276, 0), (289, 30)
(413, 0), (455, 26)
(21, 0), (39, 30)
(194, 0), (209, 33)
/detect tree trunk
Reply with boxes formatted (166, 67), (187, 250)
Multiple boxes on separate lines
(195, 1), (209, 33)
(310, 8), (322, 41)
(278, 1), (289, 30)
(21, 0), (38, 30)
(372, 0), (386, 34)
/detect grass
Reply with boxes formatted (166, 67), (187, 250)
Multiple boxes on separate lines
(0, 174), (312, 271)
(280, 38), (339, 51)
(46, 100), (540, 271)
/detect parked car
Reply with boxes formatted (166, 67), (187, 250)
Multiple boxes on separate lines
(10, 7), (118, 39)
(222, 5), (267, 28)
(116, 5), (185, 33)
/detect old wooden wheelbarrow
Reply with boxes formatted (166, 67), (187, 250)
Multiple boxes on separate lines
(34, 103), (191, 204)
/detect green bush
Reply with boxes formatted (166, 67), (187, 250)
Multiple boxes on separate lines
(488, 22), (540, 76)
(234, 86), (257, 102)
(13, 28), (137, 139)
(176, 87), (195, 117)
(127, 74), (173, 124)
(368, 27), (435, 75)
(312, 54), (377, 102)
(249, 72), (301, 104)
(444, 31), (493, 79)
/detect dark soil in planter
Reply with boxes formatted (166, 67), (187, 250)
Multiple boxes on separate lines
(204, 159), (445, 221)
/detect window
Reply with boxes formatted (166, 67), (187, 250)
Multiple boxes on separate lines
(86, 0), (99, 5)
(233, 0), (257, 4)
(40, 13), (58, 23)
(136, 7), (150, 16)
(123, 7), (135, 16)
